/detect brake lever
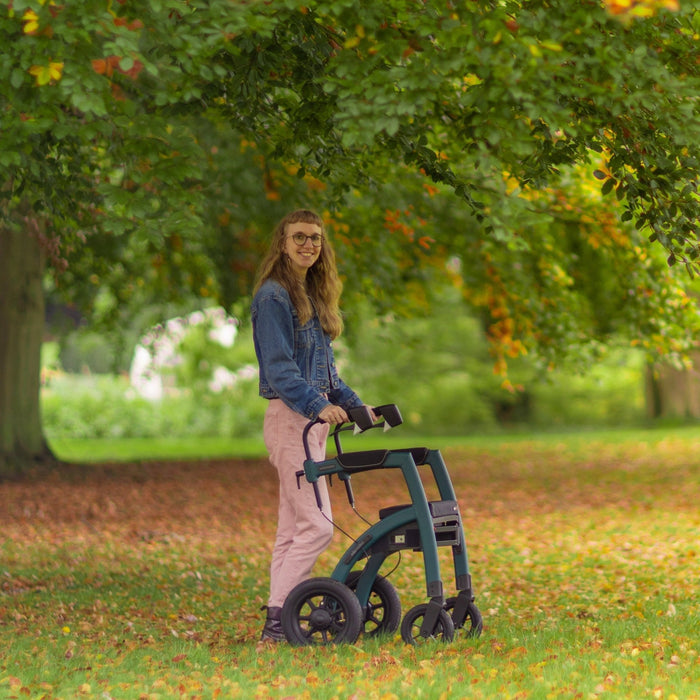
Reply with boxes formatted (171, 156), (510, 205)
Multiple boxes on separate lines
(295, 469), (324, 510)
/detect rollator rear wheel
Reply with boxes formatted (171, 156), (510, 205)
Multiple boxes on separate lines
(281, 577), (363, 646)
(400, 603), (454, 645)
(346, 570), (401, 637)
(444, 597), (483, 637)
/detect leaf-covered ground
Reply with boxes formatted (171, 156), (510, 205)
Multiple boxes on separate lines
(1, 434), (699, 699)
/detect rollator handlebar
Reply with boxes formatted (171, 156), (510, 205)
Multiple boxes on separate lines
(297, 404), (404, 501)
(301, 403), (403, 462)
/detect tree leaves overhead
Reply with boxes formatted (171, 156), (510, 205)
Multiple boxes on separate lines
(1, 0), (699, 363)
(186, 0), (700, 266)
(5, 1), (697, 241)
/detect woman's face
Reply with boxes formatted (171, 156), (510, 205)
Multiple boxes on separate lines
(283, 221), (323, 277)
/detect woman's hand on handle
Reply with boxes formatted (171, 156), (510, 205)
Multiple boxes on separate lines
(318, 404), (379, 426)
(318, 404), (349, 425)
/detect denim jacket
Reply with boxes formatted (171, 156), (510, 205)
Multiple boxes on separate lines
(251, 279), (363, 420)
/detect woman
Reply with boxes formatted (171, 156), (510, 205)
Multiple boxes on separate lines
(251, 209), (373, 642)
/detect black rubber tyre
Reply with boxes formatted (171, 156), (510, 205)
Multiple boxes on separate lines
(281, 577), (364, 646)
(400, 603), (455, 645)
(444, 597), (483, 638)
(346, 570), (402, 637)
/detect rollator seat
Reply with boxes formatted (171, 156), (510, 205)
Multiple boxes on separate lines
(335, 449), (389, 470)
(335, 446), (431, 472)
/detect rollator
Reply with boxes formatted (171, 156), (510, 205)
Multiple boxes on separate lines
(280, 404), (483, 646)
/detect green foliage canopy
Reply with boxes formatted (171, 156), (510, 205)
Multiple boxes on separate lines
(1, 0), (699, 361)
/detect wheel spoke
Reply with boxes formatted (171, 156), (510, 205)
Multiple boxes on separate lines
(367, 610), (381, 627)
(329, 615), (345, 630)
(373, 601), (386, 613)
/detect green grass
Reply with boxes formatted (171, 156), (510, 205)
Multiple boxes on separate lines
(50, 422), (700, 462)
(49, 435), (267, 462)
(4, 430), (700, 699)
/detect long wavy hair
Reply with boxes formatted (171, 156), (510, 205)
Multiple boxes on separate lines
(253, 209), (344, 339)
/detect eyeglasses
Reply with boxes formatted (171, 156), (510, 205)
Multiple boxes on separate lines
(288, 233), (323, 247)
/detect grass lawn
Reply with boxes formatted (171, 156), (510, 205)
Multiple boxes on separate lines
(49, 422), (700, 462)
(2, 428), (699, 699)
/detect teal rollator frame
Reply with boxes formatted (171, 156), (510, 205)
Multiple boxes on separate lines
(280, 404), (483, 646)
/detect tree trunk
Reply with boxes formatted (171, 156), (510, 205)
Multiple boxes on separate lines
(0, 219), (56, 479)
(645, 354), (700, 420)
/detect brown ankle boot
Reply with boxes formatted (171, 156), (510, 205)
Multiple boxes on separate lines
(260, 606), (285, 642)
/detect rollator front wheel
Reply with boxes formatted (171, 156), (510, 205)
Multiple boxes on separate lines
(444, 597), (483, 638)
(346, 570), (401, 637)
(400, 603), (454, 645)
(281, 577), (363, 646)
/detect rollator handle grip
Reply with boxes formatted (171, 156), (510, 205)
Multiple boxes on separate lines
(347, 405), (374, 431)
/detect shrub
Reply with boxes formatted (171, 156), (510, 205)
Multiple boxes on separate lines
(342, 302), (646, 434)
(42, 374), (266, 440)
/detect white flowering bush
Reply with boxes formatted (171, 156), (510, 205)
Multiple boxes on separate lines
(129, 307), (257, 400)
(43, 308), (266, 440)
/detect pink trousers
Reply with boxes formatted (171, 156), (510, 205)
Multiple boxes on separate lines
(263, 399), (333, 608)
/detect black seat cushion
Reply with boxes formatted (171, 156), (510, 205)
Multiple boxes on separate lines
(335, 449), (389, 470)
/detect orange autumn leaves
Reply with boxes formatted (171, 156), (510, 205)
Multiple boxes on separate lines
(91, 55), (144, 81)
(383, 208), (435, 252)
(21, 4), (143, 87)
